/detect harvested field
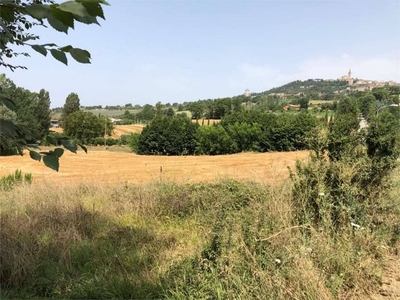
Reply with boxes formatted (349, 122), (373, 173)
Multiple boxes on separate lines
(50, 121), (222, 139)
(191, 119), (221, 125)
(111, 124), (145, 138)
(50, 125), (145, 137)
(0, 149), (310, 186)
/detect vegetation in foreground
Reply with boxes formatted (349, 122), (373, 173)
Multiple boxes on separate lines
(0, 165), (398, 299)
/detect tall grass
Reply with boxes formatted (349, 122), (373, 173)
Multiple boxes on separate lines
(0, 168), (399, 299)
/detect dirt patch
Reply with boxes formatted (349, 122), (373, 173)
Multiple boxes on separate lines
(0, 150), (310, 186)
(368, 255), (400, 300)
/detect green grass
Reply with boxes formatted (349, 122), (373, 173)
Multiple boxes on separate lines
(1, 164), (399, 299)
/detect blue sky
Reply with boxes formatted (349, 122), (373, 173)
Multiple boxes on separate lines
(3, 0), (400, 108)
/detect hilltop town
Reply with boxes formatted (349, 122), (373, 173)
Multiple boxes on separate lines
(251, 69), (400, 100)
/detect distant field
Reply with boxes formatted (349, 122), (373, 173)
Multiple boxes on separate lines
(51, 124), (145, 137)
(0, 149), (310, 186)
(309, 100), (334, 105)
(51, 109), (193, 119)
(51, 122), (223, 138)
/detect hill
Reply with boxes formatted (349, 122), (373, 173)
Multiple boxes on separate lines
(261, 79), (348, 97)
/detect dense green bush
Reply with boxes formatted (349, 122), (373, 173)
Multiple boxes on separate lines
(63, 111), (114, 143)
(226, 122), (262, 152)
(127, 132), (140, 153)
(291, 97), (400, 231)
(138, 115), (199, 155)
(195, 124), (236, 155)
(221, 111), (317, 152)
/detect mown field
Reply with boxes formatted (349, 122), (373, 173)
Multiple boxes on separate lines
(0, 149), (310, 186)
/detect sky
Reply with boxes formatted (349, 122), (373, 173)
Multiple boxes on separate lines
(2, 0), (400, 108)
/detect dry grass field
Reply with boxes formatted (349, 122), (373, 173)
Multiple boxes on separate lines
(0, 149), (310, 186)
(51, 122), (220, 138)
(111, 124), (145, 137)
(50, 124), (145, 138)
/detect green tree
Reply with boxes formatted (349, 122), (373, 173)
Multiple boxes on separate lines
(189, 102), (205, 120)
(299, 98), (309, 110)
(63, 110), (111, 143)
(226, 122), (262, 152)
(98, 115), (114, 136)
(0, 103), (18, 155)
(137, 104), (155, 122)
(61, 92), (80, 123)
(357, 93), (376, 118)
(0, 0), (108, 170)
(195, 124), (235, 155)
(137, 115), (198, 155)
(163, 107), (175, 117)
(34, 89), (51, 138)
(327, 97), (360, 161)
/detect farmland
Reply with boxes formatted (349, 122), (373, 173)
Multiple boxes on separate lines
(0, 149), (310, 186)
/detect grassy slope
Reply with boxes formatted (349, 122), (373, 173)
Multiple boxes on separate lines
(0, 166), (399, 299)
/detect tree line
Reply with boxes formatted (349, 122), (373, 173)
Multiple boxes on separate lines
(135, 110), (319, 155)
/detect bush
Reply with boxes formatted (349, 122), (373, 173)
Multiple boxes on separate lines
(119, 134), (131, 146)
(195, 124), (236, 155)
(63, 111), (114, 143)
(138, 115), (198, 155)
(127, 132), (140, 153)
(0, 169), (33, 191)
(226, 122), (262, 152)
(291, 99), (400, 231)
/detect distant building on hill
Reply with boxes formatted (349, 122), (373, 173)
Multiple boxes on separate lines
(340, 69), (353, 85)
(244, 89), (251, 97)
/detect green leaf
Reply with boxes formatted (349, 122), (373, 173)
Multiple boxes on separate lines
(0, 7), (15, 22)
(43, 155), (59, 172)
(50, 49), (68, 65)
(51, 148), (64, 158)
(25, 4), (52, 20)
(79, 1), (105, 19)
(0, 119), (17, 138)
(42, 43), (58, 47)
(78, 143), (88, 153)
(29, 150), (42, 162)
(0, 19), (13, 38)
(46, 135), (58, 146)
(77, 0), (110, 5)
(47, 15), (69, 33)
(59, 1), (89, 18)
(51, 7), (75, 29)
(69, 48), (91, 64)
(59, 45), (73, 52)
(74, 14), (100, 25)
(61, 139), (78, 153)
(0, 95), (16, 111)
(16, 144), (23, 156)
(31, 44), (47, 56)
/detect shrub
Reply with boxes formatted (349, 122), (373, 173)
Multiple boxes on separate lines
(63, 111), (114, 143)
(127, 132), (140, 153)
(0, 169), (33, 191)
(195, 124), (236, 155)
(138, 115), (198, 155)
